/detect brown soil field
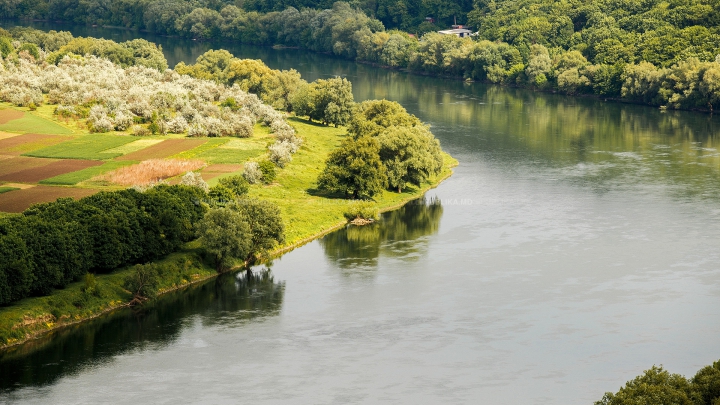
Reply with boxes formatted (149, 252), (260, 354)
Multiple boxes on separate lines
(0, 156), (57, 176)
(0, 185), (98, 212)
(201, 163), (242, 181)
(0, 159), (103, 183)
(0, 109), (24, 124)
(0, 134), (74, 155)
(116, 139), (206, 161)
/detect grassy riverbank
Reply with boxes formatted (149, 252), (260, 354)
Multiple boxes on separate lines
(0, 115), (457, 349)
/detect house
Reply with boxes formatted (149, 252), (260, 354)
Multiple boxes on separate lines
(438, 27), (473, 38)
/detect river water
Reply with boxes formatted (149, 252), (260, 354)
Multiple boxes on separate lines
(2, 22), (720, 404)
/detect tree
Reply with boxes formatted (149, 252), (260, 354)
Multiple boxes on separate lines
(196, 208), (251, 271)
(317, 136), (387, 199)
(231, 198), (284, 262)
(691, 360), (720, 405)
(377, 125), (443, 192)
(348, 99), (421, 138)
(293, 77), (355, 126)
(595, 366), (694, 405)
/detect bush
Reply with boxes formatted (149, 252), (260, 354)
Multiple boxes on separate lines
(258, 160), (276, 184)
(124, 263), (160, 300)
(243, 161), (262, 184)
(343, 201), (379, 221)
(132, 125), (150, 136)
(269, 140), (294, 168)
(217, 175), (249, 197)
(179, 171), (209, 192)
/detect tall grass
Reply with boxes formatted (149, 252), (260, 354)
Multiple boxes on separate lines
(103, 159), (205, 186)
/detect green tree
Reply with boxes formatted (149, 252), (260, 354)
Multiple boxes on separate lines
(318, 136), (387, 199)
(196, 208), (251, 271)
(348, 99), (421, 138)
(595, 366), (694, 405)
(691, 360), (720, 405)
(377, 125), (443, 192)
(231, 198), (284, 261)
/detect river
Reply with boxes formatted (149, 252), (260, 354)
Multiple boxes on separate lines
(1, 22), (720, 404)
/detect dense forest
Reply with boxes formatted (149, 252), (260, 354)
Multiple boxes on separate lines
(3, 0), (720, 110)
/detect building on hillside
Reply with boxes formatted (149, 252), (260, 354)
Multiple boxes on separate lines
(438, 25), (473, 38)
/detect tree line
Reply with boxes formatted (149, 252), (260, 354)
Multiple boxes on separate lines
(4, 0), (720, 110)
(0, 179), (285, 306)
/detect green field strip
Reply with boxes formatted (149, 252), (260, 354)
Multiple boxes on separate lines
(0, 112), (73, 135)
(39, 160), (137, 185)
(172, 138), (229, 159)
(0, 187), (19, 194)
(195, 148), (266, 164)
(102, 139), (164, 155)
(23, 135), (136, 160)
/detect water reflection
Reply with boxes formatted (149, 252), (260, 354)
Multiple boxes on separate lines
(0, 270), (283, 392)
(319, 197), (443, 273)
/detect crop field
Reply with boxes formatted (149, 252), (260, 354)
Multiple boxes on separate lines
(0, 185), (99, 212)
(116, 139), (207, 161)
(0, 133), (75, 155)
(25, 134), (137, 160)
(0, 159), (103, 183)
(0, 109), (73, 135)
(0, 156), (56, 176)
(0, 105), (378, 214)
(40, 161), (136, 186)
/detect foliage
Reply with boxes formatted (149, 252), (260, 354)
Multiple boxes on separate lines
(596, 362), (720, 405)
(195, 207), (251, 271)
(217, 175), (249, 198)
(124, 263), (161, 300)
(258, 160), (277, 184)
(243, 161), (263, 184)
(179, 171), (209, 193)
(343, 201), (379, 221)
(291, 77), (355, 126)
(377, 125), (443, 192)
(0, 185), (207, 305)
(231, 198), (285, 261)
(317, 135), (387, 199)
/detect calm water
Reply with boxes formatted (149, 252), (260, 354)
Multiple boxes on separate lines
(2, 22), (720, 404)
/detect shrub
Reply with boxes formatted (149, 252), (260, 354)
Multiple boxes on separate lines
(124, 263), (161, 300)
(243, 161), (262, 184)
(217, 175), (249, 197)
(179, 171), (209, 192)
(343, 201), (379, 221)
(269, 140), (294, 168)
(258, 160), (276, 184)
(166, 115), (189, 134)
(132, 125), (150, 136)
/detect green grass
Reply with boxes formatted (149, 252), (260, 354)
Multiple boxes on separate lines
(102, 139), (164, 155)
(195, 148), (266, 164)
(39, 161), (137, 185)
(0, 186), (19, 194)
(0, 109), (73, 135)
(172, 138), (230, 159)
(250, 117), (458, 246)
(24, 134), (136, 160)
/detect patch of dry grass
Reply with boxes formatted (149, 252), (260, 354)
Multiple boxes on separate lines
(102, 159), (206, 186)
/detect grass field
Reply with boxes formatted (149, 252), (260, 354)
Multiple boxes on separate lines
(0, 186), (19, 194)
(40, 160), (136, 185)
(0, 109), (73, 135)
(25, 134), (136, 160)
(0, 134), (75, 155)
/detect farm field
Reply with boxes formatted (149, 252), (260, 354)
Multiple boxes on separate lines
(0, 104), (281, 212)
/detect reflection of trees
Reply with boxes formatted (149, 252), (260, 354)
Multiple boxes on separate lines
(0, 270), (283, 392)
(319, 197), (443, 272)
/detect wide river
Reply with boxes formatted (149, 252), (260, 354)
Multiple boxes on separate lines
(2, 22), (720, 404)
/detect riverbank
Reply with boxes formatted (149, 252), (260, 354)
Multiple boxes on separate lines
(0, 116), (457, 350)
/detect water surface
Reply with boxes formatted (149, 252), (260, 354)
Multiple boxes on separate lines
(2, 21), (720, 404)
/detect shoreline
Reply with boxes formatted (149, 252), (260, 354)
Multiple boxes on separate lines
(0, 158), (457, 351)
